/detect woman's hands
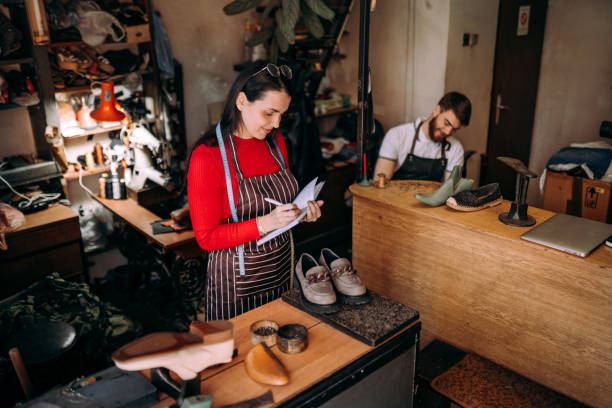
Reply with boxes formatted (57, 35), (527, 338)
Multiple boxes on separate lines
(302, 200), (324, 223)
(259, 204), (301, 234)
(258, 200), (324, 234)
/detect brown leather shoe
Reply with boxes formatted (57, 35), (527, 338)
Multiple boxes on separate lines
(319, 248), (370, 305)
(295, 253), (340, 314)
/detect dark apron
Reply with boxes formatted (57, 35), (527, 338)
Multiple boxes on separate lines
(206, 125), (299, 320)
(392, 121), (448, 182)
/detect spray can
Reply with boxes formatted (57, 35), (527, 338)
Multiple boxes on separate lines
(111, 176), (120, 200)
(120, 178), (127, 199)
(105, 174), (113, 199)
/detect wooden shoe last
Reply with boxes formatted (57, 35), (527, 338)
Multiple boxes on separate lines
(244, 343), (290, 386)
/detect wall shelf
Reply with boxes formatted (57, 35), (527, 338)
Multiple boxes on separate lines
(0, 56), (34, 66)
(63, 165), (110, 180)
(315, 105), (357, 118)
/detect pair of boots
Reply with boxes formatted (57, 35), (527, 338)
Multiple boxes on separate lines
(414, 165), (474, 206)
(295, 248), (369, 314)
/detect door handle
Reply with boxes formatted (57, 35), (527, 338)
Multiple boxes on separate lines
(495, 94), (511, 125)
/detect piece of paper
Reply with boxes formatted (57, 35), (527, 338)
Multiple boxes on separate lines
(257, 177), (325, 246)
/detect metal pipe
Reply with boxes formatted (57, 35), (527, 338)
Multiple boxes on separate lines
(356, 0), (371, 181)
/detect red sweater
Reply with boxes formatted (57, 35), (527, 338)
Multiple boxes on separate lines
(187, 132), (289, 251)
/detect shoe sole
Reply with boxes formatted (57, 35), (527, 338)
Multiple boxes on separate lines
(294, 273), (341, 314)
(338, 291), (371, 305)
(446, 197), (503, 212)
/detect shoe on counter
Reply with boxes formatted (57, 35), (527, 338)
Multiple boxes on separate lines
(295, 253), (340, 314)
(415, 165), (474, 206)
(446, 182), (503, 212)
(319, 248), (370, 305)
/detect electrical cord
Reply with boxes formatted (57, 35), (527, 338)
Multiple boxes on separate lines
(0, 174), (62, 211)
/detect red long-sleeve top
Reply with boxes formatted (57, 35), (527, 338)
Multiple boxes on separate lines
(187, 132), (289, 251)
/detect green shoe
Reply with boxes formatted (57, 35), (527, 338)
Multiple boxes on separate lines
(414, 165), (473, 206)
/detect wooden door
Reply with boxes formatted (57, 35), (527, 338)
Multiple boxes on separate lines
(485, 0), (548, 198)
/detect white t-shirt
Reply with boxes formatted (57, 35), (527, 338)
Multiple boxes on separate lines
(378, 118), (464, 173)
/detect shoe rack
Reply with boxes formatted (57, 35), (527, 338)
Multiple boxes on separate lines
(0, 0), (56, 158)
(2, 0), (185, 204)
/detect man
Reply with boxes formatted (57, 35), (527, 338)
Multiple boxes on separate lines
(374, 92), (471, 182)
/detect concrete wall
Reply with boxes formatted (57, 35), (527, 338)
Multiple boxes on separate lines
(528, 0), (612, 204)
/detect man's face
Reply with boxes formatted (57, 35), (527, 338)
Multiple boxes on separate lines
(428, 107), (461, 143)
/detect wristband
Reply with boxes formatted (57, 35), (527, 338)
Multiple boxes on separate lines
(256, 217), (266, 236)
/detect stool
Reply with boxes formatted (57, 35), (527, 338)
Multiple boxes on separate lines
(417, 340), (588, 408)
(4, 321), (77, 400)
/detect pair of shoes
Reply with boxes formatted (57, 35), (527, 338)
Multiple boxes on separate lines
(295, 249), (369, 314)
(446, 182), (503, 211)
(415, 165), (474, 206)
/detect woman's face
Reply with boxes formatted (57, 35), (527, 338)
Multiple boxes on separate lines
(236, 90), (291, 140)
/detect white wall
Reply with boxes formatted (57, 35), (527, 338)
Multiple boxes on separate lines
(445, 0), (499, 157)
(154, 0), (247, 150)
(528, 0), (612, 204)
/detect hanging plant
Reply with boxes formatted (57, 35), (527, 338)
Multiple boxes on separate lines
(223, 0), (335, 54)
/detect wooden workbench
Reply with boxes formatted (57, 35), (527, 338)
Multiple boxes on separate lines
(350, 181), (612, 408)
(148, 299), (420, 407)
(92, 195), (200, 259)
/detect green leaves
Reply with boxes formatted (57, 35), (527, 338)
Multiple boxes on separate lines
(280, 0), (299, 42)
(301, 1), (324, 38)
(246, 27), (274, 46)
(223, 0), (264, 16)
(225, 0), (336, 54)
(304, 0), (335, 21)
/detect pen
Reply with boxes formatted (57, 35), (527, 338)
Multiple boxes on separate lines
(264, 198), (284, 206)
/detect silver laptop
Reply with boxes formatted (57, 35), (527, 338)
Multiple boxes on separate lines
(520, 213), (612, 257)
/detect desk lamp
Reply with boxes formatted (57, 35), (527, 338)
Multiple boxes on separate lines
(90, 81), (125, 122)
(497, 156), (538, 227)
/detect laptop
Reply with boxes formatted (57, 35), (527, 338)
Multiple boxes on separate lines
(520, 213), (612, 257)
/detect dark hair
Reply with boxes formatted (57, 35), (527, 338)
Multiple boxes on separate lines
(192, 61), (291, 150)
(438, 92), (471, 126)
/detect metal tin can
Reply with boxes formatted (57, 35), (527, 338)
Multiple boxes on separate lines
(111, 176), (120, 200)
(105, 177), (113, 199)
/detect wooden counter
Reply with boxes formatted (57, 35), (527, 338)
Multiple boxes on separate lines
(350, 181), (612, 408)
(92, 195), (200, 259)
(149, 299), (420, 407)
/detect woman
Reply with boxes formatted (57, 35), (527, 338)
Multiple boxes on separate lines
(188, 62), (324, 320)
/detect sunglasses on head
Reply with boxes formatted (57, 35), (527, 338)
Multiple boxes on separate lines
(250, 63), (292, 80)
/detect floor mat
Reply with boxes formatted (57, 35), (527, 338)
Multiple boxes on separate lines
(430, 353), (587, 408)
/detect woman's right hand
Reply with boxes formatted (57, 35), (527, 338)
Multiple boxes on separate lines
(259, 204), (300, 234)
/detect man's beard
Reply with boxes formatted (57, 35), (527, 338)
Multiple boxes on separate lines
(428, 115), (440, 142)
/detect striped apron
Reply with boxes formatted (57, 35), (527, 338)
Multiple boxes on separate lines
(205, 126), (299, 320)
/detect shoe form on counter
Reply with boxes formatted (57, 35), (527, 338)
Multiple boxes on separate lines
(414, 165), (474, 206)
(245, 343), (290, 386)
(295, 253), (341, 314)
(446, 182), (503, 211)
(319, 248), (370, 305)
(111, 320), (234, 380)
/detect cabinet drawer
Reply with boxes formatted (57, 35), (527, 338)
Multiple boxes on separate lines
(0, 241), (84, 299)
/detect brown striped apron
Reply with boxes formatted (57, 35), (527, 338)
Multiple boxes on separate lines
(206, 124), (299, 320)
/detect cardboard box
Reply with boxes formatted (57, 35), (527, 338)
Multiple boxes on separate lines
(124, 24), (151, 43)
(542, 171), (580, 215)
(581, 178), (612, 223)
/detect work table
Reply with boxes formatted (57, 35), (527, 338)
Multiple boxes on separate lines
(350, 181), (612, 408)
(148, 298), (420, 407)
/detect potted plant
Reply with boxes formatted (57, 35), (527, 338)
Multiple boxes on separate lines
(223, 0), (335, 61)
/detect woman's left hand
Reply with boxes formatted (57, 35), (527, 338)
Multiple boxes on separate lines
(303, 200), (324, 223)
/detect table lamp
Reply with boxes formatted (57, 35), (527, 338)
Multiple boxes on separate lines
(91, 81), (125, 122)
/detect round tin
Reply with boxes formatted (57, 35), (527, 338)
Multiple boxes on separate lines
(277, 324), (308, 354)
(249, 319), (279, 347)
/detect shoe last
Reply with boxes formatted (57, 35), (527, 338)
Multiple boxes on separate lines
(295, 253), (336, 305)
(319, 248), (366, 297)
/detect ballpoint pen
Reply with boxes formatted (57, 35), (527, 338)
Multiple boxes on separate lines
(264, 198), (284, 206)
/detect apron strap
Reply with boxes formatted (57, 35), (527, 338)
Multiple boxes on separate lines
(265, 133), (287, 169)
(216, 122), (246, 276)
